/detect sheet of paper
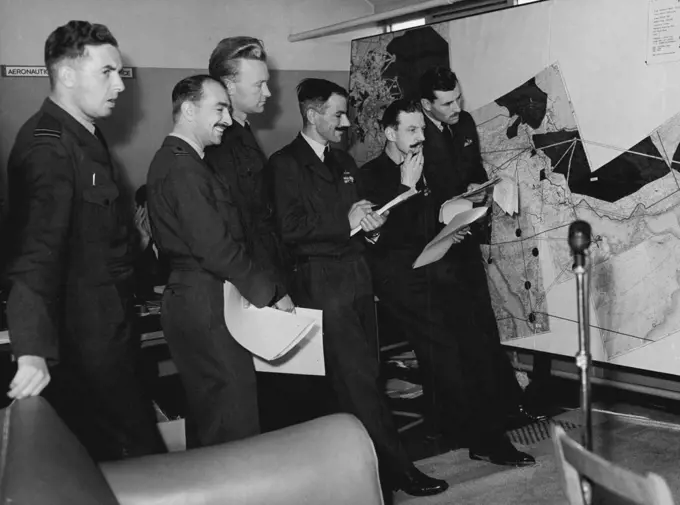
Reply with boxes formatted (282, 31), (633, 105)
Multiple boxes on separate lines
(646, 0), (680, 65)
(254, 307), (325, 376)
(493, 175), (519, 216)
(413, 207), (489, 269)
(350, 186), (419, 237)
(223, 282), (317, 361)
(439, 198), (473, 224)
(449, 176), (501, 201)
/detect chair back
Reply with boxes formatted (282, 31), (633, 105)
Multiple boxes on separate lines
(552, 424), (675, 505)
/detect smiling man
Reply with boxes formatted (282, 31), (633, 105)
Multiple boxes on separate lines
(3, 21), (165, 461)
(147, 75), (289, 448)
(270, 79), (448, 499)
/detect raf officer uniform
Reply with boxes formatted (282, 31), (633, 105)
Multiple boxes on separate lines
(3, 98), (165, 462)
(205, 121), (289, 294)
(269, 133), (412, 481)
(359, 110), (524, 449)
(147, 135), (279, 448)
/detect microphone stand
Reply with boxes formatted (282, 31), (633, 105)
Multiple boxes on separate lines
(569, 221), (593, 451)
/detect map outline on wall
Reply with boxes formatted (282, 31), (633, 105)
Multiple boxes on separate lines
(349, 25), (680, 376)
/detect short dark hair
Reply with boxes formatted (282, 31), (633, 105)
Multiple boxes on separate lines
(296, 78), (348, 124)
(208, 36), (267, 81)
(44, 21), (118, 88)
(171, 74), (224, 121)
(381, 99), (422, 130)
(419, 66), (458, 102)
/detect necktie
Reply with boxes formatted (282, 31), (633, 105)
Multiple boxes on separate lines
(442, 124), (454, 141)
(323, 146), (343, 180)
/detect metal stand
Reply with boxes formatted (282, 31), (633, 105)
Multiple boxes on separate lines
(569, 219), (593, 451)
(573, 259), (592, 451)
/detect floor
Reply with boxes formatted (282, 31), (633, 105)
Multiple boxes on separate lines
(396, 405), (680, 504)
(4, 338), (680, 505)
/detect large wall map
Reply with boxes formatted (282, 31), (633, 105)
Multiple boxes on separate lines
(349, 26), (680, 375)
(475, 63), (680, 370)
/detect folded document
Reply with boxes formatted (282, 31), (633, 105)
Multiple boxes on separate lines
(223, 282), (325, 375)
(413, 206), (490, 269)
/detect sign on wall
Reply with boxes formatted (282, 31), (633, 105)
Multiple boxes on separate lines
(1, 65), (135, 78)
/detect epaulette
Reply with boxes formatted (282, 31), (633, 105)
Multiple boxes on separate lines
(33, 114), (62, 139)
(172, 145), (190, 156)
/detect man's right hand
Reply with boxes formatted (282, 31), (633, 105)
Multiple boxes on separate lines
(400, 150), (424, 189)
(450, 226), (471, 244)
(274, 294), (296, 314)
(7, 355), (50, 399)
(348, 200), (374, 230)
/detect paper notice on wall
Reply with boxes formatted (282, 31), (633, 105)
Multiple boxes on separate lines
(646, 0), (680, 64)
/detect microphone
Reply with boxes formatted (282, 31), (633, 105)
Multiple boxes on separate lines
(568, 220), (591, 269)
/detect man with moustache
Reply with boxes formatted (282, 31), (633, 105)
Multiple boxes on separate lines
(357, 98), (534, 467)
(3, 20), (165, 461)
(147, 75), (291, 448)
(270, 78), (448, 498)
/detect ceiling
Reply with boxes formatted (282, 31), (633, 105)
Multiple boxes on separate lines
(366, 0), (436, 14)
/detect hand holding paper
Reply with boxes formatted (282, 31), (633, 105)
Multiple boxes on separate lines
(450, 176), (501, 201)
(413, 206), (490, 268)
(350, 187), (418, 236)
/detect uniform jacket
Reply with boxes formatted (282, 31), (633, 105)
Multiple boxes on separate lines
(4, 98), (134, 361)
(357, 152), (438, 260)
(268, 134), (364, 260)
(147, 135), (276, 307)
(423, 111), (492, 252)
(204, 121), (288, 295)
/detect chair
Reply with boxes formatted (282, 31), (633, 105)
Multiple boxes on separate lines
(551, 424), (675, 505)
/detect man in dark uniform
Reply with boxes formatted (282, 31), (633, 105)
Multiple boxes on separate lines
(357, 98), (534, 467)
(147, 75), (294, 448)
(3, 20), (165, 461)
(269, 78), (448, 498)
(205, 38), (303, 430)
(205, 37), (288, 296)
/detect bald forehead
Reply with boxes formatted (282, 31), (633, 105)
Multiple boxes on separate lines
(397, 111), (425, 129)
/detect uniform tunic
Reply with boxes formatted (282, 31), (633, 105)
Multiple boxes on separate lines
(357, 112), (523, 448)
(4, 98), (164, 461)
(270, 134), (412, 477)
(147, 135), (276, 447)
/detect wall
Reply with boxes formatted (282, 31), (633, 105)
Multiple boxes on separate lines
(0, 0), (380, 194)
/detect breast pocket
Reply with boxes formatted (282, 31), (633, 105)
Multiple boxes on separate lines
(80, 182), (120, 243)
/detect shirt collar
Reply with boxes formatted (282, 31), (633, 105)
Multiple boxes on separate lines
(424, 112), (444, 132)
(300, 131), (328, 161)
(169, 132), (204, 158)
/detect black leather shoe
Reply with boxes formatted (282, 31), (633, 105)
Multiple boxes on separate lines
(469, 438), (536, 467)
(394, 467), (449, 496)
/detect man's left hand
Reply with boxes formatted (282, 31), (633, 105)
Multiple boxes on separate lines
(360, 211), (386, 233)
